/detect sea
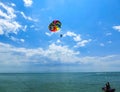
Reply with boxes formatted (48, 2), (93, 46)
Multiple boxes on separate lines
(0, 72), (119, 92)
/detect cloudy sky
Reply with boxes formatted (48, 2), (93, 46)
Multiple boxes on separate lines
(0, 0), (120, 72)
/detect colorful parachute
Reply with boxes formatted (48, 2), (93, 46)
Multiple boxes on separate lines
(48, 20), (61, 32)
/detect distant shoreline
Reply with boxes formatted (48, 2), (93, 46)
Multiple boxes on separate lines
(0, 71), (120, 74)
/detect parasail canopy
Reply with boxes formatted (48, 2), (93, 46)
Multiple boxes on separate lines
(48, 20), (61, 32)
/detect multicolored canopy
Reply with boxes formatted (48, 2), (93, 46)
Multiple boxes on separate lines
(48, 20), (61, 32)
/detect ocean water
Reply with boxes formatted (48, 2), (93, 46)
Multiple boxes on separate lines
(0, 72), (119, 92)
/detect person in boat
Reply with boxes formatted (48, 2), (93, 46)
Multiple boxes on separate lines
(102, 82), (115, 92)
(106, 82), (111, 92)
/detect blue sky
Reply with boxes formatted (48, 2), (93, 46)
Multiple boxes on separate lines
(0, 0), (120, 72)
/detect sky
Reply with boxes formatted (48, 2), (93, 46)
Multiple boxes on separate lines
(0, 0), (120, 72)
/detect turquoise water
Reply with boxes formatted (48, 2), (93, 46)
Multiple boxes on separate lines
(0, 72), (119, 92)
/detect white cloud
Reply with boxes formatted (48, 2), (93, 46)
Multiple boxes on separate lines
(46, 31), (91, 48)
(23, 0), (33, 7)
(23, 25), (27, 31)
(74, 39), (91, 47)
(0, 42), (80, 64)
(100, 43), (105, 47)
(0, 2), (37, 36)
(79, 55), (120, 71)
(45, 32), (53, 36)
(63, 31), (76, 37)
(20, 39), (25, 43)
(0, 42), (120, 72)
(63, 31), (91, 48)
(56, 39), (61, 43)
(10, 36), (25, 43)
(45, 43), (80, 63)
(0, 27), (4, 35)
(30, 25), (35, 28)
(0, 2), (16, 19)
(21, 12), (29, 19)
(73, 34), (82, 42)
(10, 36), (18, 42)
(20, 12), (37, 22)
(11, 3), (16, 7)
(113, 25), (120, 32)
(106, 32), (112, 36)
(0, 2), (22, 35)
(0, 19), (21, 35)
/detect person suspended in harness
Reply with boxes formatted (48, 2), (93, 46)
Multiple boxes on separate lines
(102, 82), (115, 92)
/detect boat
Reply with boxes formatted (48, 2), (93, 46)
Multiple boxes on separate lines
(102, 87), (115, 92)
